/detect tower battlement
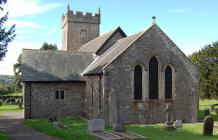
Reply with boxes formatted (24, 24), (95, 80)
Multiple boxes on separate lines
(61, 5), (100, 51)
(62, 8), (100, 28)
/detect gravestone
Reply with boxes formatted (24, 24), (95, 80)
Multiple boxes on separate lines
(204, 108), (210, 117)
(113, 124), (126, 132)
(88, 119), (105, 132)
(203, 115), (214, 136)
(164, 104), (175, 129)
(174, 120), (182, 128)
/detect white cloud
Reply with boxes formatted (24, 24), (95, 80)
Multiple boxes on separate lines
(44, 28), (58, 36)
(0, 42), (41, 75)
(168, 9), (191, 14)
(3, 0), (62, 18)
(7, 20), (42, 29)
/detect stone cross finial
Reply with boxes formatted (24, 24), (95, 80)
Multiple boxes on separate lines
(67, 4), (70, 11)
(97, 7), (101, 14)
(152, 16), (156, 24)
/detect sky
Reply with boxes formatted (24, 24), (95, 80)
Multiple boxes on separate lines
(0, 0), (217, 75)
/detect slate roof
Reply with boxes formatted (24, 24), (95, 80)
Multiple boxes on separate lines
(82, 24), (155, 75)
(78, 27), (126, 54)
(22, 49), (94, 81)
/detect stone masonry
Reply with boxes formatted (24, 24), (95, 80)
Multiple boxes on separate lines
(62, 8), (100, 51)
(22, 7), (199, 125)
(101, 25), (199, 124)
(24, 82), (85, 118)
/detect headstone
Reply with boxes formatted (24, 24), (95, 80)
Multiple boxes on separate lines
(113, 124), (126, 132)
(164, 104), (175, 129)
(88, 119), (105, 132)
(203, 115), (214, 136)
(53, 122), (68, 129)
(174, 120), (182, 128)
(204, 108), (210, 117)
(48, 117), (54, 122)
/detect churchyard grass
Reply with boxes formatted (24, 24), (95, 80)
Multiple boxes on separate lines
(3, 92), (23, 96)
(0, 130), (8, 140)
(24, 117), (95, 140)
(0, 104), (23, 113)
(127, 123), (218, 140)
(24, 99), (218, 140)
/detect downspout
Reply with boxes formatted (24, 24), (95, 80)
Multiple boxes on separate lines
(29, 82), (32, 119)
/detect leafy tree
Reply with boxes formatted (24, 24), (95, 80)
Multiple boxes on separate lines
(0, 84), (7, 95)
(0, 0), (16, 60)
(40, 42), (57, 50)
(13, 54), (22, 93)
(190, 41), (218, 99)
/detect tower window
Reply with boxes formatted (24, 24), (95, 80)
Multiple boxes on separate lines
(80, 30), (86, 38)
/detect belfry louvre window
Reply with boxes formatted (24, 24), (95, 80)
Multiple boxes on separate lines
(80, 30), (86, 38)
(165, 66), (172, 99)
(134, 65), (142, 100)
(149, 57), (158, 99)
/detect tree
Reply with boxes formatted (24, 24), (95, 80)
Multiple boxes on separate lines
(190, 41), (218, 99)
(40, 42), (57, 50)
(13, 54), (22, 93)
(0, 0), (16, 60)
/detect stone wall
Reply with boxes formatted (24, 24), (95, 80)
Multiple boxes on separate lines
(97, 31), (125, 55)
(103, 25), (199, 124)
(84, 76), (99, 118)
(84, 75), (110, 124)
(24, 82), (85, 118)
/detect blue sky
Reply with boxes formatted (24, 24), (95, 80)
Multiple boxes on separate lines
(0, 0), (217, 75)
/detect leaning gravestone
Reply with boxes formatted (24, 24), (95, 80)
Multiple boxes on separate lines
(88, 119), (105, 132)
(174, 120), (182, 128)
(203, 115), (214, 136)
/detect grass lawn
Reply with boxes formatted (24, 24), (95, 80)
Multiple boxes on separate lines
(0, 104), (23, 113)
(24, 117), (95, 140)
(25, 118), (218, 140)
(127, 123), (218, 140)
(3, 92), (23, 96)
(0, 130), (8, 140)
(23, 99), (218, 140)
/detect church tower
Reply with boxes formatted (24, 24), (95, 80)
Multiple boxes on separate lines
(62, 5), (100, 51)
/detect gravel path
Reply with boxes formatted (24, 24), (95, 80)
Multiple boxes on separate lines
(0, 112), (59, 140)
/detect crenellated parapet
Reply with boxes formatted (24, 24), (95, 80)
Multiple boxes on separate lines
(62, 7), (100, 28)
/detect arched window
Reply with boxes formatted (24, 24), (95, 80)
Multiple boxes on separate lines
(149, 57), (158, 99)
(134, 65), (142, 100)
(80, 30), (86, 39)
(165, 66), (172, 99)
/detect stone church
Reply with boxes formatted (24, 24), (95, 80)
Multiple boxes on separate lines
(22, 7), (199, 125)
